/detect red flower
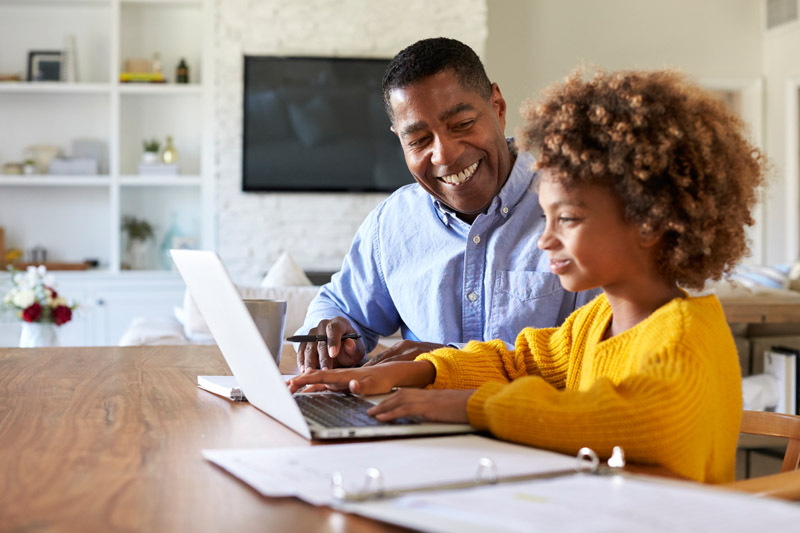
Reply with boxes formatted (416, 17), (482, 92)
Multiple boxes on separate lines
(46, 286), (58, 299)
(22, 302), (42, 322)
(52, 305), (72, 326)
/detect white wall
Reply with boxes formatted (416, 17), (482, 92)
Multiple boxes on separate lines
(485, 0), (783, 263)
(764, 20), (800, 264)
(486, 0), (763, 134)
(215, 0), (487, 284)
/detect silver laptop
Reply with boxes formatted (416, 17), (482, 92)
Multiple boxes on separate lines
(170, 249), (474, 440)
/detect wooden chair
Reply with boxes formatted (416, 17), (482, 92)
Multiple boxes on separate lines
(724, 410), (800, 500)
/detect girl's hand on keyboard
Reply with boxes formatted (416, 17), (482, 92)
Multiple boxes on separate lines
(287, 360), (435, 395)
(368, 389), (473, 424)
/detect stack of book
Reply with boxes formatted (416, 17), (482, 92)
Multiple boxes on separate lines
(48, 157), (98, 175)
(138, 163), (178, 176)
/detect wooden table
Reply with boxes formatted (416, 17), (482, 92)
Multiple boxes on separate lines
(0, 344), (404, 532)
(0, 344), (687, 532)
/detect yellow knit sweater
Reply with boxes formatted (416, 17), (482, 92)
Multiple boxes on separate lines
(417, 293), (742, 483)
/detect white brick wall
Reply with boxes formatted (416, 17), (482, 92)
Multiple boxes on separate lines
(216, 0), (487, 284)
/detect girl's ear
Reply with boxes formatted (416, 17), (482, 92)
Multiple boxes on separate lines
(637, 226), (662, 248)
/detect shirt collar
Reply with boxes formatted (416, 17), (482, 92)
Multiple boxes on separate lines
(432, 138), (535, 226)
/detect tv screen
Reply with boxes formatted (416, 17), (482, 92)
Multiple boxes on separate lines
(242, 56), (413, 192)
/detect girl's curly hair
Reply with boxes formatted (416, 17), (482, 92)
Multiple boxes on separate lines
(517, 69), (766, 290)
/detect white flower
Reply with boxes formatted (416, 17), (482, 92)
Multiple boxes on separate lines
(3, 290), (15, 306)
(12, 289), (36, 309)
(52, 297), (68, 307)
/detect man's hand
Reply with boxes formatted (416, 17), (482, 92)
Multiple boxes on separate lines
(368, 389), (474, 424)
(287, 360), (436, 395)
(296, 317), (366, 372)
(363, 340), (445, 367)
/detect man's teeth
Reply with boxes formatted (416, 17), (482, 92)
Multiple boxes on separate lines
(441, 162), (479, 185)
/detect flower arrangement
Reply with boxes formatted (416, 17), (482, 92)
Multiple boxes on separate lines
(2, 266), (76, 325)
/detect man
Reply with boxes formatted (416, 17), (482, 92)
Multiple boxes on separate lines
(296, 37), (597, 371)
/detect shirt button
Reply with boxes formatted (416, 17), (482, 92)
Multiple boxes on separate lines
(502, 206), (509, 214)
(467, 292), (478, 302)
(472, 235), (481, 244)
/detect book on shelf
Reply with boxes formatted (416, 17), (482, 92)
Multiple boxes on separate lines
(763, 346), (799, 415)
(119, 72), (165, 83)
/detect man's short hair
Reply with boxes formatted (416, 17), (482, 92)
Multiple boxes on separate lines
(382, 37), (492, 122)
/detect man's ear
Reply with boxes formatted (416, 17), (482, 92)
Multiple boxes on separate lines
(491, 82), (507, 122)
(390, 124), (398, 138)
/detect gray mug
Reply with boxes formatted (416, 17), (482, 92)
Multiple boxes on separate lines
(243, 299), (287, 364)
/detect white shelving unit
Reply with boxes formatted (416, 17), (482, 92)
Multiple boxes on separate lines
(0, 0), (215, 346)
(0, 0), (213, 272)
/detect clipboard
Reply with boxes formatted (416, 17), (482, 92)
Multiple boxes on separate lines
(331, 446), (626, 503)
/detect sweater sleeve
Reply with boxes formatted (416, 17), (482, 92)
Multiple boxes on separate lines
(416, 312), (576, 390)
(466, 341), (713, 477)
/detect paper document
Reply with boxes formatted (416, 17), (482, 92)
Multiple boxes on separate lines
(198, 375), (246, 401)
(203, 435), (576, 506)
(198, 374), (298, 402)
(346, 473), (800, 532)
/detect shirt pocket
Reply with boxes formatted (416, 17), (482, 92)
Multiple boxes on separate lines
(490, 271), (564, 344)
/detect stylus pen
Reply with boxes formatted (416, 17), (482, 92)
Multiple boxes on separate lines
(285, 333), (362, 342)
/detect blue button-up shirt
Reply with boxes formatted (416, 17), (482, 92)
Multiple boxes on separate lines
(300, 148), (599, 352)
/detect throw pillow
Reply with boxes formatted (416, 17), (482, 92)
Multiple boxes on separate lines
(261, 251), (312, 287)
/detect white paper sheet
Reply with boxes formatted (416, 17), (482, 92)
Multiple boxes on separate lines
(345, 473), (800, 533)
(203, 435), (576, 506)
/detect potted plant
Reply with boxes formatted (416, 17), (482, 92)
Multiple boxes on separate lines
(122, 216), (154, 270)
(142, 139), (161, 164)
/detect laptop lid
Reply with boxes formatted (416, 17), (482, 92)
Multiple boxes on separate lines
(171, 249), (312, 439)
(171, 249), (474, 440)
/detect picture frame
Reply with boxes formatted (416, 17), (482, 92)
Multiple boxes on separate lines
(27, 51), (62, 82)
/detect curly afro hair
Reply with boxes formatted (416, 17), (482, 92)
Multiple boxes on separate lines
(517, 69), (766, 290)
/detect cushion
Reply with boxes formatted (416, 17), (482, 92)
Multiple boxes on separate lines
(118, 316), (193, 346)
(261, 251), (312, 288)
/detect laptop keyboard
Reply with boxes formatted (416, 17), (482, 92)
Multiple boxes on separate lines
(294, 392), (418, 428)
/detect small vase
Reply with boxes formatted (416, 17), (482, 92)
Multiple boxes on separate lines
(19, 322), (59, 348)
(128, 238), (150, 270)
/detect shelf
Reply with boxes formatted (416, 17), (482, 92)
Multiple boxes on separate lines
(0, 0), (109, 6)
(120, 0), (201, 6)
(119, 175), (201, 186)
(1, 261), (93, 271)
(118, 83), (202, 95)
(0, 82), (111, 94)
(0, 176), (111, 186)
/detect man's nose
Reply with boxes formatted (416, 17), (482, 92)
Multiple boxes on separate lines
(430, 136), (462, 166)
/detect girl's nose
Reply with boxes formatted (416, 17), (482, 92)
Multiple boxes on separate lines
(537, 225), (556, 251)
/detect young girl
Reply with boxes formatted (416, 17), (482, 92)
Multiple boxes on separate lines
(288, 69), (765, 484)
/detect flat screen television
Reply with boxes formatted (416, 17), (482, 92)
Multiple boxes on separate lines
(242, 56), (413, 192)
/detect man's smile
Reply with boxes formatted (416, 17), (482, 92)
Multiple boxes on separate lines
(438, 161), (480, 186)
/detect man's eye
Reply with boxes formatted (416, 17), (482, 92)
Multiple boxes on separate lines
(454, 120), (474, 131)
(407, 136), (429, 148)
